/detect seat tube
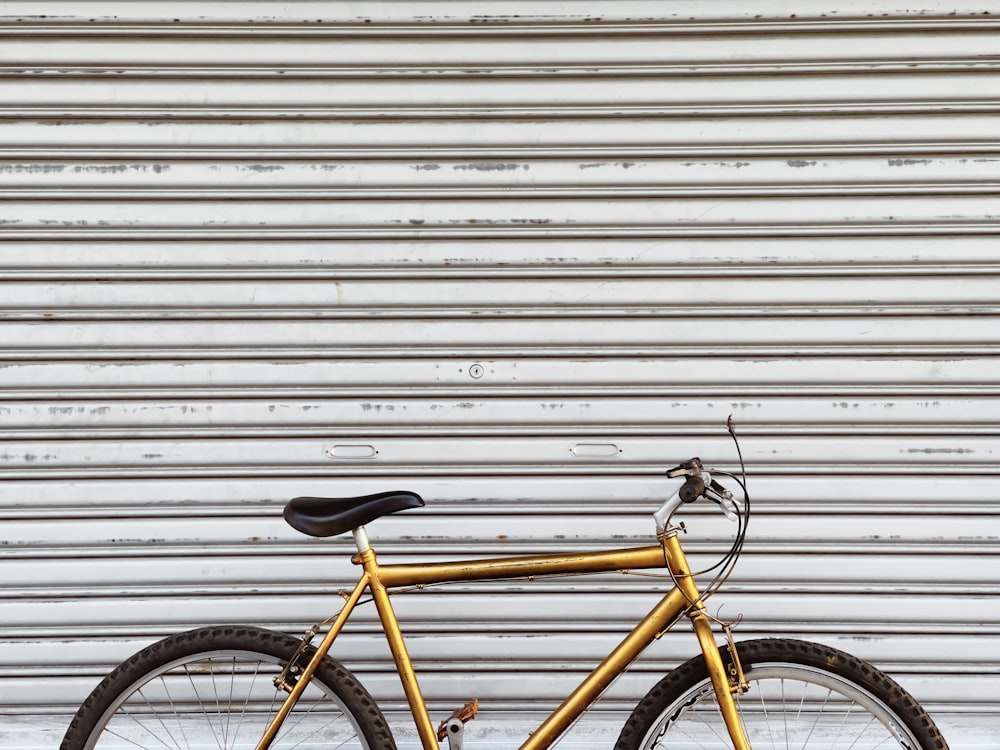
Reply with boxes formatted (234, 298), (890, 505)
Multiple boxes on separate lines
(661, 532), (751, 750)
(356, 546), (440, 750)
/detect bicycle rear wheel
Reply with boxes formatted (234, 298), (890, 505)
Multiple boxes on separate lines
(61, 625), (395, 750)
(615, 638), (948, 750)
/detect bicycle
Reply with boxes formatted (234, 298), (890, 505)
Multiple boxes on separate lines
(61, 456), (949, 750)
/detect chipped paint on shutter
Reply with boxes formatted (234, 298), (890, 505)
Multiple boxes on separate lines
(1, 2), (998, 746)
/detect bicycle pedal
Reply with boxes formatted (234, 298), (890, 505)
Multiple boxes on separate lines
(437, 698), (478, 746)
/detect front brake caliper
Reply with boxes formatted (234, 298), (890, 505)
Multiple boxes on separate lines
(725, 626), (750, 695)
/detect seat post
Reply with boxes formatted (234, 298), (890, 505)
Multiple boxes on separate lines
(353, 525), (372, 553)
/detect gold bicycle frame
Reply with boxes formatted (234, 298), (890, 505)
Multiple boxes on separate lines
(256, 529), (750, 750)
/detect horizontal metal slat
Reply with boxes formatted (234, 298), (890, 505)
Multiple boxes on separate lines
(3, 316), (1000, 346)
(2, 474), (996, 513)
(9, 61), (1000, 79)
(6, 194), (1000, 229)
(2, 510), (990, 550)
(1, 435), (998, 477)
(3, 397), (1000, 438)
(2, 319), (998, 362)
(3, 237), (1000, 275)
(3, 275), (999, 319)
(0, 358), (993, 397)
(6, 156), (1000, 194)
(5, 73), (1000, 117)
(2, 554), (993, 594)
(0, 3), (994, 29)
(4, 632), (992, 671)
(3, 28), (1000, 73)
(5, 115), (1000, 156)
(8, 671), (990, 713)
(4, 591), (997, 631)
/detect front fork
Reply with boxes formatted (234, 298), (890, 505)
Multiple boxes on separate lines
(660, 530), (752, 750)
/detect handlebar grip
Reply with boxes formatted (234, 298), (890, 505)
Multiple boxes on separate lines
(679, 475), (705, 503)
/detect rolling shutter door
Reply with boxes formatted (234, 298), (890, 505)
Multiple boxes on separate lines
(1, 3), (998, 746)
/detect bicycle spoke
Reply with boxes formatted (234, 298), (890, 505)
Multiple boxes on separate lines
(274, 692), (324, 747)
(279, 697), (355, 750)
(222, 658), (236, 750)
(110, 691), (180, 750)
(781, 679), (789, 750)
(796, 685), (830, 750)
(158, 671), (192, 750)
(234, 655), (263, 748)
(844, 710), (882, 750)
(757, 675), (777, 749)
(183, 662), (224, 750)
(700, 693), (736, 748)
(102, 724), (169, 750)
(692, 692), (729, 747)
(133, 685), (187, 750)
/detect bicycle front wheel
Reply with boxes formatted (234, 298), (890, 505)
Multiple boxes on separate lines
(616, 638), (948, 750)
(61, 625), (395, 750)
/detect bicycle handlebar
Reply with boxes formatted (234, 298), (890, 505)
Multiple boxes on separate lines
(655, 458), (739, 531)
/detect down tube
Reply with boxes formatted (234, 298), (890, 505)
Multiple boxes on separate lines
(519, 586), (690, 750)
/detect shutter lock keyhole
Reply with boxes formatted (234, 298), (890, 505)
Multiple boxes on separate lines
(469, 364), (484, 379)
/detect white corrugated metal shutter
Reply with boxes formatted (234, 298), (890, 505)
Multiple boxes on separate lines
(1, 2), (998, 747)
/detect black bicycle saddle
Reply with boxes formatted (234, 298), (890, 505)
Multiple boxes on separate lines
(283, 490), (425, 537)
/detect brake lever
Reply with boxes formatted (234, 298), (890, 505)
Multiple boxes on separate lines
(667, 457), (704, 478)
(705, 480), (739, 522)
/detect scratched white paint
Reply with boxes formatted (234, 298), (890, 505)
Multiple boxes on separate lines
(9, 116), (1000, 156)
(8, 157), (1000, 191)
(4, 237), (1000, 271)
(0, 3), (997, 748)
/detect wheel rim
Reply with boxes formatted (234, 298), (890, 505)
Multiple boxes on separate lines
(85, 649), (371, 750)
(637, 662), (923, 750)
